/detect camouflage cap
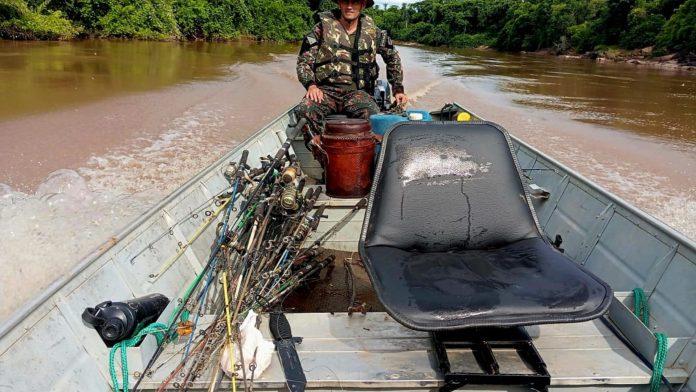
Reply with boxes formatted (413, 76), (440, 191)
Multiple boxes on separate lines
(332, 0), (374, 8)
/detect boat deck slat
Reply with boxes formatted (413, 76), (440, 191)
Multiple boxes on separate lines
(141, 312), (688, 390)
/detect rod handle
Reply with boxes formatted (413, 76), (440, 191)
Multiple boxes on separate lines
(239, 150), (249, 168)
(355, 198), (368, 210)
(312, 186), (323, 201)
(313, 204), (327, 220)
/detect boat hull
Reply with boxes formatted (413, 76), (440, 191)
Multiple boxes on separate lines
(0, 104), (693, 391)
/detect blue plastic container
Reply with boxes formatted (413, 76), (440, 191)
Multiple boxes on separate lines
(370, 114), (408, 137)
(370, 109), (432, 155)
(370, 110), (433, 137)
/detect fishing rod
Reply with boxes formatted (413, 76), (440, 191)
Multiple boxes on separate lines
(146, 156), (343, 391)
(133, 150), (252, 391)
(148, 197), (232, 282)
(177, 205), (260, 370)
(241, 187), (314, 280)
(154, 194), (354, 390)
(232, 119), (306, 227)
(129, 149), (252, 266)
(297, 197), (367, 259)
(148, 150), (252, 282)
(261, 255), (336, 307)
(252, 192), (324, 302)
(187, 197), (326, 389)
(135, 120), (307, 390)
(127, 193), (227, 265)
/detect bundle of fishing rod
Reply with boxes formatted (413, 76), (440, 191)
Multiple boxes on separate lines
(123, 121), (363, 391)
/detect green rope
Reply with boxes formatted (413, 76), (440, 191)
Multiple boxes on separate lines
(651, 332), (669, 392)
(633, 287), (650, 326)
(633, 288), (669, 392)
(109, 322), (167, 392)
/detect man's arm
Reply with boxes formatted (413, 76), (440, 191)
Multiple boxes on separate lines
(297, 23), (322, 90)
(377, 30), (405, 97)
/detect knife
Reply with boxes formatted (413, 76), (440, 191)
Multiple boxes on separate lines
(269, 311), (306, 392)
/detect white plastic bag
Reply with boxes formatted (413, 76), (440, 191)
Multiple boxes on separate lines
(220, 310), (275, 380)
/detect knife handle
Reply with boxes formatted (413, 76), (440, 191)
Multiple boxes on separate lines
(269, 312), (292, 341)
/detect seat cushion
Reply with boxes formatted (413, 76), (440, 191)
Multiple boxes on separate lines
(364, 122), (539, 252)
(362, 238), (613, 330)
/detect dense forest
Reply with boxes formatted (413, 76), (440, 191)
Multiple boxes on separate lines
(369, 0), (696, 56)
(0, 0), (314, 40)
(1, 0), (694, 56)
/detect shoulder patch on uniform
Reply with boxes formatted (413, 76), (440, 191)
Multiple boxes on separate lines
(385, 35), (394, 49)
(378, 29), (394, 49)
(300, 34), (320, 54)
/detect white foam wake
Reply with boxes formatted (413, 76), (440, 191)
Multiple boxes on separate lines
(0, 106), (238, 321)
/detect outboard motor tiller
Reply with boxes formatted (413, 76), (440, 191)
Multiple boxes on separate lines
(373, 80), (391, 111)
(82, 294), (169, 347)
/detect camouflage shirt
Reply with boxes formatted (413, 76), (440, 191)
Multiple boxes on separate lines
(297, 11), (405, 95)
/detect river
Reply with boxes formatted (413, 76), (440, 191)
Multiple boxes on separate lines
(0, 40), (694, 321)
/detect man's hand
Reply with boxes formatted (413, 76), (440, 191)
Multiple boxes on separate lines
(394, 93), (409, 107)
(305, 85), (324, 103)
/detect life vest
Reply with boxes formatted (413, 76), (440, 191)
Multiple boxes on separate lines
(314, 11), (379, 91)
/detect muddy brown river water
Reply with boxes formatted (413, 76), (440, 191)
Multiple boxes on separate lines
(0, 40), (694, 321)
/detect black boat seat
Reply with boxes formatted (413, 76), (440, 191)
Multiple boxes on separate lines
(359, 122), (612, 331)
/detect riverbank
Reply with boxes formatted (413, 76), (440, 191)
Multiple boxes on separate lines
(4, 0), (696, 60)
(558, 48), (695, 71)
(398, 41), (696, 72)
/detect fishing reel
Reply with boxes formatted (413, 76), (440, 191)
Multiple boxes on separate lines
(280, 181), (305, 211)
(223, 162), (240, 183)
(294, 199), (327, 242)
(281, 163), (301, 184)
(279, 165), (306, 212)
(224, 150), (250, 185)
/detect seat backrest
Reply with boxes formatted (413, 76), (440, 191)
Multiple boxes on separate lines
(363, 122), (540, 252)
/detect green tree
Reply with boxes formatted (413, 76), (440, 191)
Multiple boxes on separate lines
(1, 0), (79, 39)
(620, 6), (666, 48)
(657, 0), (696, 52)
(2, 0), (694, 58)
(173, 0), (211, 39)
(97, 0), (178, 39)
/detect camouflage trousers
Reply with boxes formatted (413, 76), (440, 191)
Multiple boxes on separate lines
(295, 87), (380, 137)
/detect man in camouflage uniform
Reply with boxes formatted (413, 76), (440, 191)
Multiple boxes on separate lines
(295, 0), (408, 150)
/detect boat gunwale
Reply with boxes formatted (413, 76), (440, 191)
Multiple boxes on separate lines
(0, 106), (297, 340)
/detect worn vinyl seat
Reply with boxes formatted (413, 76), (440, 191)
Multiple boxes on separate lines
(359, 122), (612, 331)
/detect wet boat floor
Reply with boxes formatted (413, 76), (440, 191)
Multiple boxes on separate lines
(281, 250), (385, 313)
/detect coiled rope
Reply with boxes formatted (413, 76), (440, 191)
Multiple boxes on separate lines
(633, 288), (669, 392)
(109, 322), (168, 392)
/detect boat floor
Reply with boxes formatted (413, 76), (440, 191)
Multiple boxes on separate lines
(141, 252), (688, 391)
(282, 250), (385, 313)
